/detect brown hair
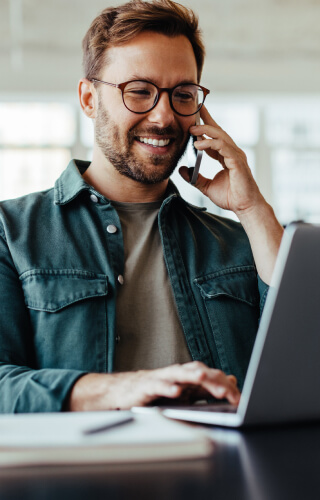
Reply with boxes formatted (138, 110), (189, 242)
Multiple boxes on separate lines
(82, 0), (205, 82)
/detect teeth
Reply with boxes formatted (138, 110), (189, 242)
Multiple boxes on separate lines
(139, 137), (170, 147)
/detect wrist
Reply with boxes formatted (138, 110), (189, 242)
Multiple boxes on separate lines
(67, 373), (108, 412)
(235, 198), (274, 228)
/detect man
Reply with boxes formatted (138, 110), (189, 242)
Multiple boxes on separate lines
(0, 0), (283, 413)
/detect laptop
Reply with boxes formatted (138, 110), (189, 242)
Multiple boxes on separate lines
(162, 223), (320, 427)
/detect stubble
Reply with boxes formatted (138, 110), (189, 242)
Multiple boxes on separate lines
(95, 96), (190, 185)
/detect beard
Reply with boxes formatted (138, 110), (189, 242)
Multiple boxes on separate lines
(95, 96), (190, 185)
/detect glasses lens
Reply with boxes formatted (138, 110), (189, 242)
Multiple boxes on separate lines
(123, 81), (158, 113)
(172, 85), (204, 116)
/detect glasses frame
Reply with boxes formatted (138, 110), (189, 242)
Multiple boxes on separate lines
(90, 78), (210, 117)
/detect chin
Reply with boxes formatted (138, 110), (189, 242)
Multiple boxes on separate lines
(124, 165), (174, 185)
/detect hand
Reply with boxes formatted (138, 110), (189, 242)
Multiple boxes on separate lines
(179, 105), (284, 284)
(67, 362), (240, 411)
(179, 105), (264, 217)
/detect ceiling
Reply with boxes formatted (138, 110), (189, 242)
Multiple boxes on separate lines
(1, 0), (320, 95)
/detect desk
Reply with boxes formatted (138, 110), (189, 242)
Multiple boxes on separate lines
(0, 423), (319, 500)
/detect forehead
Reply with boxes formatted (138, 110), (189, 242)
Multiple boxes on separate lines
(101, 32), (198, 85)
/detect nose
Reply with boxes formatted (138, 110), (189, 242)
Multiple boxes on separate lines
(146, 90), (175, 127)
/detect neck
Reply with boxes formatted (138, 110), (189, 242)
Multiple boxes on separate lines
(83, 149), (169, 203)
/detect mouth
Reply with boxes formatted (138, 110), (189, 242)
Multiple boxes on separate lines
(134, 136), (175, 156)
(137, 136), (172, 148)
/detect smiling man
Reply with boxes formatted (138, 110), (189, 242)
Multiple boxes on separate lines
(82, 31), (196, 191)
(0, 0), (283, 413)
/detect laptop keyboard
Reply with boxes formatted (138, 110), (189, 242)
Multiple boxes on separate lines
(190, 404), (238, 413)
(162, 404), (238, 413)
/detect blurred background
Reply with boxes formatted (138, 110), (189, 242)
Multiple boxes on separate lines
(0, 0), (320, 225)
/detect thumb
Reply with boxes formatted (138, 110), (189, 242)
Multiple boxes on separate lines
(178, 166), (208, 194)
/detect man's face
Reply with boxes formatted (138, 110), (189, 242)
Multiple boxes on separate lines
(94, 32), (199, 184)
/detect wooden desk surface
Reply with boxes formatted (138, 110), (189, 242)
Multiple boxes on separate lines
(0, 423), (319, 500)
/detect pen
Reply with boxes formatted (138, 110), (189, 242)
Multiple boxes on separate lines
(82, 415), (135, 436)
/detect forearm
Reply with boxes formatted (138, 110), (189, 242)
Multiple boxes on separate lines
(0, 363), (86, 413)
(237, 200), (284, 285)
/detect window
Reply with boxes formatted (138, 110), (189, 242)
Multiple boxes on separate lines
(0, 102), (76, 200)
(266, 101), (320, 224)
(1, 95), (320, 226)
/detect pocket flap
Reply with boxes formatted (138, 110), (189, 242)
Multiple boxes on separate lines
(194, 266), (258, 306)
(20, 269), (108, 312)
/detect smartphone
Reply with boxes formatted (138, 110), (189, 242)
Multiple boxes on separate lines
(190, 114), (202, 185)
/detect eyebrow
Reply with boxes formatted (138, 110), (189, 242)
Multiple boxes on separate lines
(130, 75), (198, 86)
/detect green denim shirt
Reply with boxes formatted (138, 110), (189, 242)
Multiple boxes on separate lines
(0, 160), (268, 413)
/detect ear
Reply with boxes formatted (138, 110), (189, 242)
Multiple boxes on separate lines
(78, 78), (97, 119)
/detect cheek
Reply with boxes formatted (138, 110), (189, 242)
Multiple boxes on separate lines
(115, 108), (143, 133)
(179, 117), (195, 136)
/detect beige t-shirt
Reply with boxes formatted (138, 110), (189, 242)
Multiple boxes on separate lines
(112, 200), (192, 372)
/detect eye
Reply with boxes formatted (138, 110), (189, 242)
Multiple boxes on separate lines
(173, 86), (197, 102)
(124, 82), (155, 99)
(126, 89), (152, 96)
(175, 91), (193, 101)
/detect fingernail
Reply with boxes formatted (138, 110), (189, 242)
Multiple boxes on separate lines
(216, 387), (226, 397)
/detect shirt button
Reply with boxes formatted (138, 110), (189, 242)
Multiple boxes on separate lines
(116, 336), (121, 344)
(90, 194), (98, 203)
(118, 275), (124, 285)
(107, 224), (118, 234)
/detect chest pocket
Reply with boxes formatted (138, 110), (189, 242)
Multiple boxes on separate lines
(20, 269), (109, 372)
(21, 269), (108, 312)
(194, 266), (259, 389)
(195, 266), (259, 306)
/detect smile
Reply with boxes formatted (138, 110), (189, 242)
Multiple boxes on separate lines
(138, 137), (171, 147)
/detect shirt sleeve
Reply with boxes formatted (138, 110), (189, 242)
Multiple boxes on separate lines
(0, 225), (86, 413)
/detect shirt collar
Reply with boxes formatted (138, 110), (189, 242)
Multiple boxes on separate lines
(54, 159), (204, 210)
(54, 160), (91, 205)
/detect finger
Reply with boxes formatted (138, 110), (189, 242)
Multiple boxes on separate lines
(157, 362), (240, 404)
(180, 363), (240, 404)
(195, 136), (239, 155)
(174, 385), (212, 403)
(142, 378), (183, 402)
(201, 374), (240, 405)
(156, 362), (207, 384)
(190, 123), (221, 139)
(194, 139), (226, 156)
(191, 125), (236, 148)
(180, 361), (210, 372)
(227, 375), (238, 386)
(179, 167), (222, 199)
(195, 139), (247, 171)
(179, 167), (216, 188)
(194, 137), (223, 152)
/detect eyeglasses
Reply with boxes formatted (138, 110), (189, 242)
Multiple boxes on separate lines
(90, 78), (210, 116)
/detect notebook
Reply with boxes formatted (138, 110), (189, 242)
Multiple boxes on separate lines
(0, 411), (213, 467)
(163, 223), (320, 427)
